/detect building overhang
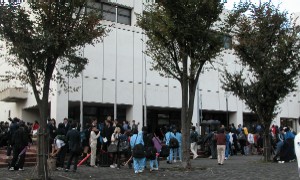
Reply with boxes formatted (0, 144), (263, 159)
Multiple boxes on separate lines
(0, 87), (28, 102)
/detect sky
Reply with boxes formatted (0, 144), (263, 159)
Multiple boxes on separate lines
(224, 0), (300, 13)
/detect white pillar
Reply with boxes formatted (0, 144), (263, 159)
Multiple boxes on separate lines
(50, 84), (68, 124)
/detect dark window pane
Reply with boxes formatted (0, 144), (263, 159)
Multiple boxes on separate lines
(118, 7), (131, 16)
(103, 4), (116, 13)
(118, 15), (131, 25)
(103, 11), (116, 22)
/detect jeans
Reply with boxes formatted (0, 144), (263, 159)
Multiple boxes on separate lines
(225, 142), (230, 158)
(133, 157), (145, 172)
(174, 147), (182, 161)
(168, 148), (174, 162)
(150, 157), (158, 169)
(276, 141), (284, 155)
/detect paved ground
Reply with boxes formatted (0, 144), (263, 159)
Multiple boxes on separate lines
(0, 155), (298, 180)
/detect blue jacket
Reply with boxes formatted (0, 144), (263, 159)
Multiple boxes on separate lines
(130, 131), (144, 148)
(174, 132), (182, 146)
(285, 131), (295, 140)
(225, 133), (230, 144)
(165, 131), (175, 146)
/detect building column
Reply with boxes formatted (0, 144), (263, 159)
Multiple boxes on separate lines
(231, 99), (243, 127)
(50, 85), (69, 124)
(126, 104), (143, 131)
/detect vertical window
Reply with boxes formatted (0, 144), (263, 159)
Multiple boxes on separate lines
(102, 3), (116, 22)
(117, 6), (131, 25)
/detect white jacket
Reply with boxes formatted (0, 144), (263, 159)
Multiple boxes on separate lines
(248, 133), (254, 144)
(90, 131), (100, 147)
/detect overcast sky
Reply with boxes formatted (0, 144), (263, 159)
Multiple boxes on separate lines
(224, 0), (300, 13)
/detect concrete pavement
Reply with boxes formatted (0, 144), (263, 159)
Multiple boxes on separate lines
(0, 155), (298, 180)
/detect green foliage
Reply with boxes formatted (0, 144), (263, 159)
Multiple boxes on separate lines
(221, 1), (300, 125)
(137, 0), (225, 81)
(137, 0), (226, 168)
(0, 0), (107, 99)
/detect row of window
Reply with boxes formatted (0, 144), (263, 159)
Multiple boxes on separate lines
(95, 1), (232, 49)
(96, 1), (132, 26)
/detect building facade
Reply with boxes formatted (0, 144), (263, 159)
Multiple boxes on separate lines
(0, 0), (300, 133)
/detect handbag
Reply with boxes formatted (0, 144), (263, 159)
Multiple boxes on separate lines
(47, 157), (56, 171)
(107, 143), (118, 153)
(154, 133), (169, 157)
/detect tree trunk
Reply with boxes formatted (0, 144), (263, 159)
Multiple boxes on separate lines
(37, 98), (49, 180)
(180, 56), (191, 169)
(263, 127), (272, 162)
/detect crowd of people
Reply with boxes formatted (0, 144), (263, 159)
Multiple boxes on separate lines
(201, 123), (297, 165)
(0, 116), (297, 174)
(0, 116), (184, 174)
(0, 117), (32, 171)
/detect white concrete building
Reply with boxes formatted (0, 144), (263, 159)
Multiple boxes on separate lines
(0, 0), (300, 133)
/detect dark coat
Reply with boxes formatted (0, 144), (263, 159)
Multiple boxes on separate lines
(102, 125), (114, 143)
(12, 127), (29, 148)
(66, 128), (81, 153)
(64, 123), (71, 135)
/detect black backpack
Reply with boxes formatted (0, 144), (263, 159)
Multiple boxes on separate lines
(132, 143), (145, 158)
(145, 146), (157, 160)
(169, 138), (179, 148)
(159, 145), (170, 157)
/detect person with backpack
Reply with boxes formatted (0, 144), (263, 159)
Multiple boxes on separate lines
(130, 129), (145, 174)
(145, 133), (158, 172)
(190, 126), (199, 159)
(173, 128), (182, 162)
(165, 127), (177, 164)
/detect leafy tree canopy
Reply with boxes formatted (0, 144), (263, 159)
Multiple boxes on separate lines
(0, 0), (107, 100)
(222, 1), (300, 125)
(137, 0), (225, 82)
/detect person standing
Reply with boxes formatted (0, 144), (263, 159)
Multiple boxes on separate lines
(90, 126), (100, 167)
(9, 122), (29, 171)
(247, 132), (255, 155)
(238, 130), (247, 155)
(165, 128), (176, 164)
(63, 118), (70, 135)
(216, 129), (226, 165)
(65, 122), (81, 172)
(130, 130), (145, 174)
(190, 126), (199, 159)
(110, 127), (121, 169)
(102, 119), (114, 151)
(131, 120), (140, 132)
(225, 129), (231, 160)
(173, 128), (182, 162)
